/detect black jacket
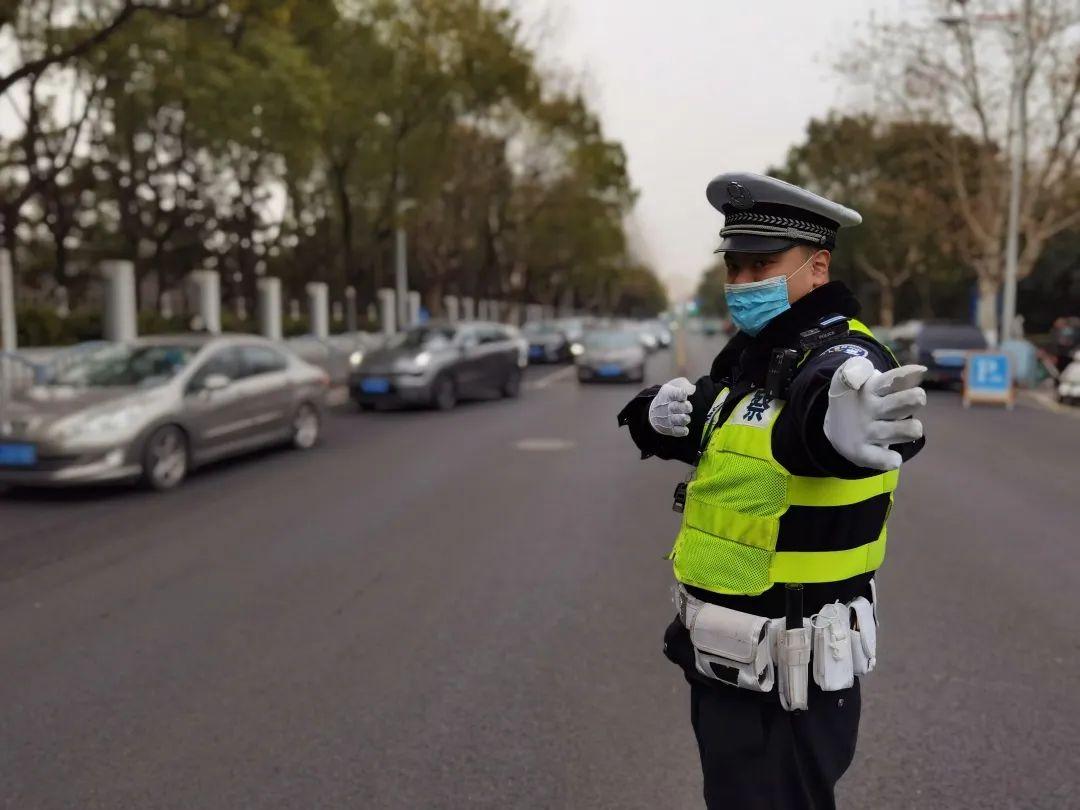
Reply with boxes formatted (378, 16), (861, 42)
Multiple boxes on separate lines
(618, 282), (925, 683)
(617, 282), (924, 633)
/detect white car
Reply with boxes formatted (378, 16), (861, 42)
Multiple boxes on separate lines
(1057, 349), (1080, 406)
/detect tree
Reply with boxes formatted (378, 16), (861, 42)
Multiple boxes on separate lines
(0, 1), (216, 97)
(849, 0), (1080, 334)
(694, 260), (727, 317)
(772, 114), (978, 326)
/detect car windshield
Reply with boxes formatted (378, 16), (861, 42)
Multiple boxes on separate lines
(584, 330), (638, 350)
(391, 326), (455, 350)
(919, 325), (988, 349)
(49, 344), (197, 388)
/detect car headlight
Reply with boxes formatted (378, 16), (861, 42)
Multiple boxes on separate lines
(55, 406), (146, 442)
(415, 351), (431, 368)
(570, 343), (584, 356)
(349, 350), (364, 368)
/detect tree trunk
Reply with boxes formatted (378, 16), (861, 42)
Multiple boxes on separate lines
(879, 282), (896, 328)
(975, 271), (999, 339)
(332, 163), (355, 287)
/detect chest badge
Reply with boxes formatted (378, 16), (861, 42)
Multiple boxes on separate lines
(731, 389), (779, 428)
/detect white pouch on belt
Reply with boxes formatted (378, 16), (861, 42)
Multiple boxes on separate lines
(848, 596), (878, 675)
(689, 603), (774, 692)
(811, 603), (855, 691)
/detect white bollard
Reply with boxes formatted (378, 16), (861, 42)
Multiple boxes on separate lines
(462, 297), (475, 321)
(257, 277), (282, 340)
(102, 260), (138, 342)
(345, 286), (358, 332)
(407, 290), (421, 326)
(159, 289), (173, 320)
(377, 288), (396, 335)
(189, 269), (221, 334)
(0, 250), (16, 351)
(444, 296), (459, 322)
(307, 281), (329, 339)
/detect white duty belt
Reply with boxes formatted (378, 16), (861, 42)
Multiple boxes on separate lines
(674, 582), (879, 711)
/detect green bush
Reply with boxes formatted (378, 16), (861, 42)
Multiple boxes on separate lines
(15, 307), (102, 346)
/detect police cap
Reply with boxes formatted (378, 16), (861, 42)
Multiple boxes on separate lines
(706, 172), (862, 254)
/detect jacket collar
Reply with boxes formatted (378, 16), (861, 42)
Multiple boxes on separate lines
(709, 281), (862, 382)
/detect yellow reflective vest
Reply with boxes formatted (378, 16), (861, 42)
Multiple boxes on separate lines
(669, 319), (898, 596)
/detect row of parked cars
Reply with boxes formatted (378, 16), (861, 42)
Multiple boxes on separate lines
(517, 318), (672, 384)
(345, 316), (673, 409)
(0, 315), (674, 493)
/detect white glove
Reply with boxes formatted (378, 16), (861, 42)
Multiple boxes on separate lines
(823, 357), (927, 471)
(649, 377), (696, 437)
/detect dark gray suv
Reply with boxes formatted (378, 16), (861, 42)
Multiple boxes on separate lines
(350, 321), (525, 410)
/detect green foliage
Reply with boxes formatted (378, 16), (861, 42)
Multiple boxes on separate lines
(16, 308), (102, 346)
(769, 114), (986, 325)
(694, 261), (727, 318)
(1, 0), (663, 339)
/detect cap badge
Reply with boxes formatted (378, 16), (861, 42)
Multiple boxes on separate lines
(726, 181), (754, 210)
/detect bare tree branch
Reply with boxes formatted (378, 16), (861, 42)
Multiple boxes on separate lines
(0, 1), (215, 97)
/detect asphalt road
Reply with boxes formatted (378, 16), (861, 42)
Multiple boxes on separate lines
(1, 335), (1078, 810)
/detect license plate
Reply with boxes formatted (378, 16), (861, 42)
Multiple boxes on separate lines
(529, 346), (544, 357)
(0, 442), (36, 467)
(598, 364), (622, 377)
(360, 377), (391, 394)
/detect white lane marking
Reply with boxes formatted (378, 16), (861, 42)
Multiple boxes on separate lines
(526, 365), (578, 390)
(514, 438), (576, 451)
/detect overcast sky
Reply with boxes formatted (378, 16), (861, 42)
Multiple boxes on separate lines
(529, 0), (912, 300)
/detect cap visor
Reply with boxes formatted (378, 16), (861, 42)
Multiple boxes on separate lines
(714, 235), (799, 254)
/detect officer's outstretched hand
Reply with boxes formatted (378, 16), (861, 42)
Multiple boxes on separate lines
(823, 357), (928, 471)
(649, 377), (696, 437)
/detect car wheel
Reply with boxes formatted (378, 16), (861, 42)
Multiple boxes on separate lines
(142, 425), (188, 491)
(291, 402), (320, 449)
(432, 374), (457, 411)
(357, 402), (375, 412)
(502, 367), (522, 398)
(577, 371), (589, 383)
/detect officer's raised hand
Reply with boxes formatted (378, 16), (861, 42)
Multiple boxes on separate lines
(824, 357), (928, 471)
(649, 377), (696, 437)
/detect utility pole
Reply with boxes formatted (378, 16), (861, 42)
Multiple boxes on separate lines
(394, 174), (412, 332)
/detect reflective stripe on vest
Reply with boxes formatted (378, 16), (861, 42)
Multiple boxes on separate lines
(670, 318), (898, 596)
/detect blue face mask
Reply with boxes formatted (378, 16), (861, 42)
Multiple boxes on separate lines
(724, 252), (816, 336)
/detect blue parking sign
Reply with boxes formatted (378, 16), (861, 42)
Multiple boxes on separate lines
(964, 352), (1013, 408)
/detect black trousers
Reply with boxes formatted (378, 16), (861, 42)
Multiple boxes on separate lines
(666, 619), (861, 809)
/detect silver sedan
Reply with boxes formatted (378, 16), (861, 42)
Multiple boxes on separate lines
(575, 329), (647, 383)
(0, 334), (328, 490)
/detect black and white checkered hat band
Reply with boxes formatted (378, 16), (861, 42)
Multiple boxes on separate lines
(720, 212), (835, 245)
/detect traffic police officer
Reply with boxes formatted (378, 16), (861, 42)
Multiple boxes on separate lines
(618, 173), (928, 809)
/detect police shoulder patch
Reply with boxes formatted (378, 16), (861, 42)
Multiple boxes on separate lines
(822, 343), (869, 358)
